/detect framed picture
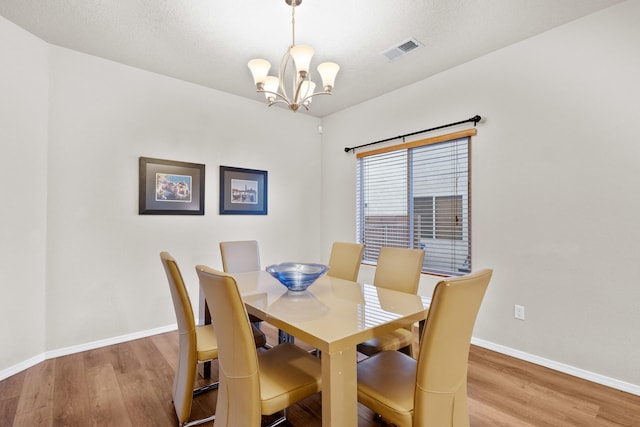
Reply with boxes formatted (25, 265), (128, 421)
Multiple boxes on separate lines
(219, 166), (268, 215)
(139, 157), (205, 215)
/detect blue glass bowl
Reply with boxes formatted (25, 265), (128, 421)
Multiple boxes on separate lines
(265, 262), (329, 292)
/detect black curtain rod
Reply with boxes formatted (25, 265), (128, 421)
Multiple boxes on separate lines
(344, 115), (481, 153)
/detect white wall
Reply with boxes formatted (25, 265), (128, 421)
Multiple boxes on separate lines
(0, 13), (323, 374)
(0, 16), (48, 372)
(44, 46), (323, 351)
(321, 0), (640, 388)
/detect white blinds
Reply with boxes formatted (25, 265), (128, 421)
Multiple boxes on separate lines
(356, 131), (472, 276)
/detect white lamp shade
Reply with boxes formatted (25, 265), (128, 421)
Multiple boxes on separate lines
(264, 76), (280, 100)
(318, 62), (340, 89)
(300, 81), (316, 103)
(289, 45), (314, 74)
(248, 59), (271, 85)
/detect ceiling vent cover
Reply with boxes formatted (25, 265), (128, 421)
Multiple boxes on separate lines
(382, 37), (424, 62)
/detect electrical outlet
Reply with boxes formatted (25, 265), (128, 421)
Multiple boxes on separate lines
(514, 304), (525, 320)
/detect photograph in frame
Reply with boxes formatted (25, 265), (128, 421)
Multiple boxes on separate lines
(139, 157), (205, 215)
(219, 166), (268, 215)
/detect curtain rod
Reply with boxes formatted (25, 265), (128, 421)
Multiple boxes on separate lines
(344, 115), (481, 153)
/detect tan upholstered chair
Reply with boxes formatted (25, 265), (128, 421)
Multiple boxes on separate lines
(219, 240), (273, 341)
(357, 246), (425, 357)
(160, 252), (266, 427)
(195, 265), (322, 427)
(357, 269), (493, 427)
(220, 240), (261, 274)
(161, 252), (219, 427)
(327, 241), (365, 282)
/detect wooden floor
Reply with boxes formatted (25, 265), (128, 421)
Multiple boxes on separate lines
(1, 325), (639, 427)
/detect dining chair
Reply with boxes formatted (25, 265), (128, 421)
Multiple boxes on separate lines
(195, 265), (322, 427)
(160, 252), (266, 427)
(327, 241), (365, 282)
(219, 240), (279, 343)
(219, 240), (261, 274)
(356, 268), (493, 427)
(357, 246), (425, 357)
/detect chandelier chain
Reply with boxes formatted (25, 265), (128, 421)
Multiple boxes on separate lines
(291, 2), (296, 47)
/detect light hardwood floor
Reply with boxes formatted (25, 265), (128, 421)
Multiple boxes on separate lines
(1, 325), (639, 426)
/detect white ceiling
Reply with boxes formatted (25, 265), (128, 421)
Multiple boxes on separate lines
(0, 0), (622, 117)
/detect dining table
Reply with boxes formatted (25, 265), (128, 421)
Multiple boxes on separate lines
(229, 270), (431, 427)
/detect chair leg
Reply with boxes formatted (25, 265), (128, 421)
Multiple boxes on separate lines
(193, 381), (219, 396)
(278, 329), (295, 344)
(264, 409), (287, 427)
(181, 381), (219, 426)
(398, 344), (413, 357)
(255, 321), (276, 348)
(182, 414), (216, 427)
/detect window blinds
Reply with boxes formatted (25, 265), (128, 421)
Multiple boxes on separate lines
(356, 130), (473, 276)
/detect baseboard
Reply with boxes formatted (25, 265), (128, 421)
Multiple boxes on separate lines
(472, 337), (640, 397)
(0, 324), (177, 382)
(0, 353), (46, 382)
(3, 327), (638, 397)
(45, 324), (177, 359)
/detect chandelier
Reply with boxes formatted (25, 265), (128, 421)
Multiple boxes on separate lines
(247, 0), (340, 112)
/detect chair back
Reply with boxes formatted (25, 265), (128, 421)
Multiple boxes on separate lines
(159, 252), (198, 424)
(196, 265), (262, 426)
(220, 240), (261, 273)
(414, 268), (493, 426)
(373, 247), (425, 294)
(327, 241), (365, 281)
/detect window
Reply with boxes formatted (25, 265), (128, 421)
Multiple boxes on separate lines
(415, 195), (463, 240)
(356, 129), (474, 276)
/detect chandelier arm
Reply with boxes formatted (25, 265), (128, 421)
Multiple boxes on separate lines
(267, 99), (291, 108)
(298, 89), (333, 105)
(256, 88), (292, 106)
(278, 50), (292, 103)
(291, 75), (308, 107)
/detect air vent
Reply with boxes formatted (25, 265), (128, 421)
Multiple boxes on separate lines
(382, 37), (424, 62)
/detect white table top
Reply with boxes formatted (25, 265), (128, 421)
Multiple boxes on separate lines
(235, 271), (430, 351)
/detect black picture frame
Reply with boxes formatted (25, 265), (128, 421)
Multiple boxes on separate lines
(139, 157), (205, 215)
(219, 166), (268, 215)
